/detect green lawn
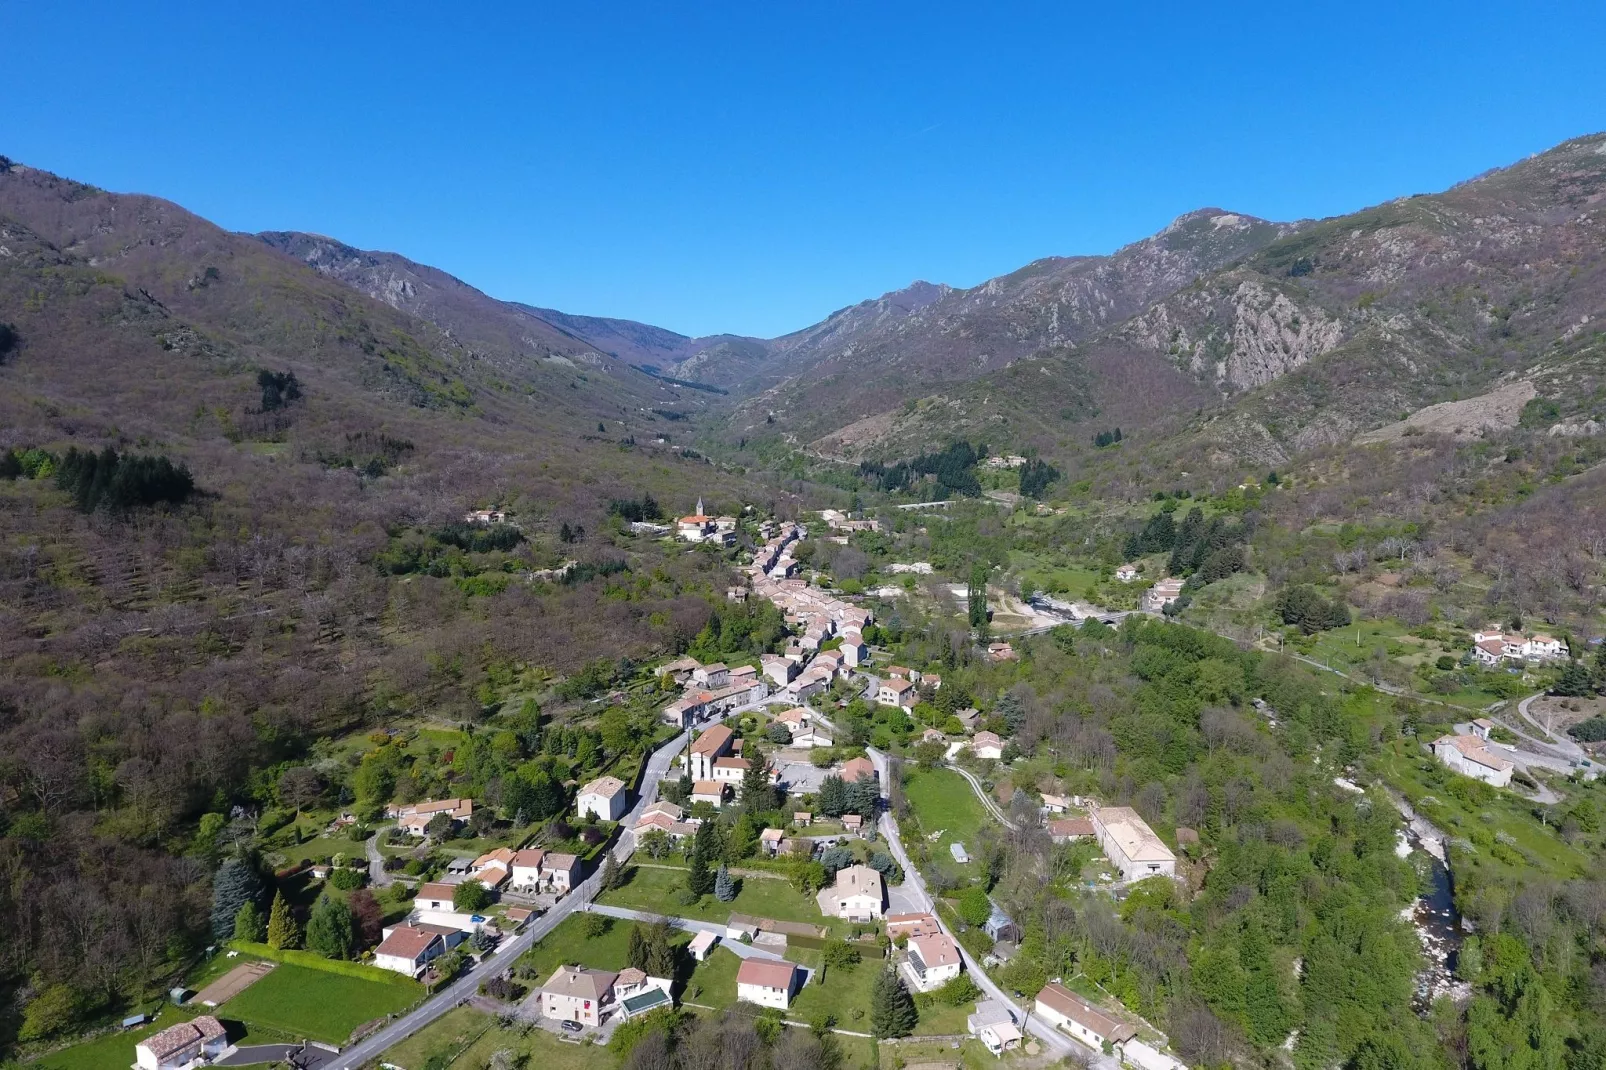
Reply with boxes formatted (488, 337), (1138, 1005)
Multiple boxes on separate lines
(517, 912), (691, 981)
(785, 948), (878, 1032)
(902, 768), (991, 883)
(377, 1006), (497, 1070)
(680, 945), (743, 1007)
(597, 863), (833, 932)
(31, 1011), (286, 1070)
(219, 962), (421, 1044)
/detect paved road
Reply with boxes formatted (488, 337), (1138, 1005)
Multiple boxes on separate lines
(335, 729), (692, 1069)
(364, 833), (393, 888)
(876, 810), (1094, 1066)
(1514, 695), (1604, 775)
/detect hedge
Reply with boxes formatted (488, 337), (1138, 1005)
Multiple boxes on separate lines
(226, 941), (423, 987)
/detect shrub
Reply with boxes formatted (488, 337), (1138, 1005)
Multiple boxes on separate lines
(329, 867), (365, 890)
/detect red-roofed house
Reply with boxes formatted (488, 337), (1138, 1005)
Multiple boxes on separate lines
(135, 1016), (229, 1070)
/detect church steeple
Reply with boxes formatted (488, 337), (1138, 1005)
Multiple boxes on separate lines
(696, 496), (704, 517)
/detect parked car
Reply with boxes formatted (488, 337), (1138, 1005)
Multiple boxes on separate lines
(561, 1020), (583, 1033)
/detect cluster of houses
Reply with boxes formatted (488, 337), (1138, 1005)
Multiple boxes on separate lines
(1470, 627), (1567, 666)
(819, 508), (881, 534)
(370, 848), (580, 978)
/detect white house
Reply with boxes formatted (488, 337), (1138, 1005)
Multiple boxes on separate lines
(1090, 806), (1176, 881)
(414, 882), (457, 911)
(736, 958), (802, 1010)
(1432, 734), (1514, 788)
(691, 780), (728, 808)
(688, 724), (735, 780)
(972, 732), (1004, 761)
(1035, 982), (1136, 1050)
(540, 964), (618, 1027)
(839, 632), (868, 666)
(134, 1015), (229, 1070)
(373, 924), (447, 977)
(713, 756), (751, 783)
(816, 864), (885, 921)
(577, 775), (629, 821)
(1115, 564), (1140, 582)
(510, 849), (546, 889)
(901, 932), (963, 993)
(792, 727), (835, 748)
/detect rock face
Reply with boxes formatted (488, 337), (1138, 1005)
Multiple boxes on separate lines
(759, 131), (1606, 462)
(729, 208), (1298, 441)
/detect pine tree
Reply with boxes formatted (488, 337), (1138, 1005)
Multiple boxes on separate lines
(871, 967), (918, 1038)
(714, 863), (737, 903)
(233, 900), (265, 943)
(265, 891), (300, 950)
(687, 820), (716, 897)
(210, 857), (263, 941)
(645, 920), (678, 978)
(627, 925), (649, 971)
(740, 745), (773, 809)
(600, 852), (621, 892)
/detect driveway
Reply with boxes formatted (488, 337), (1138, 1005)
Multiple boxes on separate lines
(218, 1043), (334, 1069)
(365, 833), (393, 888)
(585, 904), (794, 963)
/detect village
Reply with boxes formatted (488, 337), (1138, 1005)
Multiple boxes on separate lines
(109, 496), (1597, 1070)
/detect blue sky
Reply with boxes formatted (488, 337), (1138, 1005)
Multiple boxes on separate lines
(3, 2), (1604, 338)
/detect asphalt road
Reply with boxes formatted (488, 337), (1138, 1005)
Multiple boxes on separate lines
(334, 728), (692, 1069)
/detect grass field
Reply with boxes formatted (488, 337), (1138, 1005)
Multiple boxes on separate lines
(902, 768), (991, 884)
(377, 1006), (498, 1070)
(219, 962), (421, 1044)
(598, 863), (834, 932)
(31, 1011), (285, 1070)
(517, 912), (692, 981)
(1370, 742), (1593, 892)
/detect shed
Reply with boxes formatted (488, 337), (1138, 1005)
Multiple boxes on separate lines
(983, 902), (1021, 944)
(950, 842), (971, 864)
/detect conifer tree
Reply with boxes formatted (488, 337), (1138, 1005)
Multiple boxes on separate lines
(210, 857), (263, 941)
(871, 966), (918, 1038)
(627, 925), (649, 971)
(232, 900), (265, 943)
(305, 896), (355, 959)
(714, 863), (737, 903)
(266, 891), (300, 950)
(600, 852), (621, 892)
(687, 820), (717, 897)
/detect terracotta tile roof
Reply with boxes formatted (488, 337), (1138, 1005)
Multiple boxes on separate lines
(140, 1015), (227, 1059)
(580, 775), (627, 799)
(417, 882), (457, 901)
(511, 848), (547, 868)
(737, 957), (799, 990)
(691, 724), (735, 756)
(541, 964), (618, 1001)
(910, 932), (960, 969)
(376, 925), (443, 962)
